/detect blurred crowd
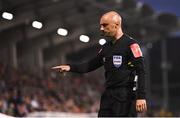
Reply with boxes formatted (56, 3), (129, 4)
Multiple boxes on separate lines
(0, 62), (179, 117)
(0, 63), (103, 117)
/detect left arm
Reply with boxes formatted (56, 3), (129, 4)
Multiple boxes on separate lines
(129, 43), (147, 112)
(133, 57), (146, 99)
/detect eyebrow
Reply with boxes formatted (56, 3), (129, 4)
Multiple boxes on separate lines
(100, 23), (108, 26)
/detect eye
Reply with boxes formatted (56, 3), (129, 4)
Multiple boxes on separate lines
(101, 23), (108, 27)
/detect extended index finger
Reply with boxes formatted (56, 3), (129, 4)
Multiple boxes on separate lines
(51, 66), (61, 69)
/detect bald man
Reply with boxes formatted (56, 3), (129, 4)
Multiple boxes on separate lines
(52, 11), (147, 117)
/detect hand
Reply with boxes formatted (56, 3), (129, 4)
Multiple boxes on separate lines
(136, 99), (147, 112)
(51, 65), (70, 72)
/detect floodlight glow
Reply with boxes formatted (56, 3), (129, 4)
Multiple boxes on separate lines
(99, 38), (106, 45)
(57, 28), (68, 36)
(79, 35), (90, 43)
(2, 12), (13, 20)
(32, 21), (43, 29)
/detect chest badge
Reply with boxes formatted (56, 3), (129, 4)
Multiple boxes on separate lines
(113, 55), (122, 68)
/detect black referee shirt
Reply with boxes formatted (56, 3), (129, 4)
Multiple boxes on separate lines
(70, 34), (146, 99)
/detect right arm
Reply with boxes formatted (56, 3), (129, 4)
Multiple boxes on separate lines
(69, 52), (103, 73)
(52, 49), (103, 73)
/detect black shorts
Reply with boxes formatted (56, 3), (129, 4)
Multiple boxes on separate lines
(98, 87), (137, 117)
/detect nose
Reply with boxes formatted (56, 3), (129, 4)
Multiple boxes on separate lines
(100, 26), (104, 31)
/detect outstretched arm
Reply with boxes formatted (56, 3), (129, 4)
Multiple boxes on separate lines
(69, 54), (103, 73)
(52, 49), (103, 73)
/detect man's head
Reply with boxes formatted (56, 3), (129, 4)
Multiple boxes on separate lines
(100, 11), (122, 38)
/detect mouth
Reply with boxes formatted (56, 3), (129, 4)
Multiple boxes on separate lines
(101, 32), (105, 36)
(101, 30), (109, 36)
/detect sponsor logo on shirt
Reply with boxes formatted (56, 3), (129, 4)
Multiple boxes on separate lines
(113, 55), (122, 68)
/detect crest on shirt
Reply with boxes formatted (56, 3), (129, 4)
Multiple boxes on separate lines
(113, 55), (122, 68)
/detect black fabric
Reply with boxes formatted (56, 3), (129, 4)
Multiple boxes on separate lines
(70, 34), (146, 99)
(98, 87), (137, 117)
(69, 34), (146, 116)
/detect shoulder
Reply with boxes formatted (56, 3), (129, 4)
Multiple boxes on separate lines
(124, 34), (140, 45)
(125, 36), (143, 58)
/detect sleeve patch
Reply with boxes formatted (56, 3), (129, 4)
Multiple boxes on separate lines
(130, 43), (143, 58)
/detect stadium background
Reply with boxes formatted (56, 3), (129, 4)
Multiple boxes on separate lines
(0, 0), (180, 117)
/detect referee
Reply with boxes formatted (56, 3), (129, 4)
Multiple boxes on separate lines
(52, 11), (147, 117)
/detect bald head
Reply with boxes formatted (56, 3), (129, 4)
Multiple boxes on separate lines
(100, 11), (122, 26)
(100, 11), (123, 39)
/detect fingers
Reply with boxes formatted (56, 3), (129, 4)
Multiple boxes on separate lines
(51, 65), (70, 72)
(136, 100), (147, 112)
(136, 104), (141, 112)
(51, 66), (63, 72)
(51, 66), (61, 69)
(144, 102), (147, 111)
(136, 104), (144, 112)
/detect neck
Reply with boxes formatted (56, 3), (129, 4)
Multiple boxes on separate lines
(111, 29), (123, 44)
(115, 29), (123, 40)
